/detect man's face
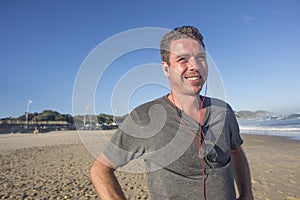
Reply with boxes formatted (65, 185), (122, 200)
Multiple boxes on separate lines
(164, 38), (208, 96)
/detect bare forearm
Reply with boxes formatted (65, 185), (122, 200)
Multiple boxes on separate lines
(90, 161), (126, 200)
(231, 148), (253, 200)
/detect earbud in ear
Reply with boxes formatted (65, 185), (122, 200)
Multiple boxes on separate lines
(164, 66), (169, 72)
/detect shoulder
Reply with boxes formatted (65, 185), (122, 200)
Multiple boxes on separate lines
(127, 95), (169, 125)
(204, 96), (235, 114)
(135, 95), (168, 109)
(133, 95), (169, 114)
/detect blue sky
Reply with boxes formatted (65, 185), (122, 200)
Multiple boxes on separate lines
(1, 0), (299, 118)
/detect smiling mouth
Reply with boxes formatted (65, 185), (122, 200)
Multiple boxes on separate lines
(185, 76), (201, 81)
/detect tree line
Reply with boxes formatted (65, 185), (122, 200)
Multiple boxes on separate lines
(1, 110), (127, 125)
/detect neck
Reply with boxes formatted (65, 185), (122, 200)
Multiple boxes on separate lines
(169, 92), (206, 123)
(169, 92), (200, 111)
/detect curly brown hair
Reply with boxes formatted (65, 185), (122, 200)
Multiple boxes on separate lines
(160, 26), (205, 65)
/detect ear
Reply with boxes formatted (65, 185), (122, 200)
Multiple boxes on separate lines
(162, 61), (169, 77)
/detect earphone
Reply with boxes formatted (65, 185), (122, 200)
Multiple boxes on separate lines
(164, 65), (169, 72)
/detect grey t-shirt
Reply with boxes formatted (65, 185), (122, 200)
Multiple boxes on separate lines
(103, 95), (243, 200)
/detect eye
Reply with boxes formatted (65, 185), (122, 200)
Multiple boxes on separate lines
(196, 55), (206, 61)
(177, 57), (188, 63)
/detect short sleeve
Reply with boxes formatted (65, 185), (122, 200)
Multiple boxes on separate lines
(227, 105), (243, 150)
(102, 109), (148, 168)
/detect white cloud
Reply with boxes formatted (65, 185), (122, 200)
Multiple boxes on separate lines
(241, 14), (255, 24)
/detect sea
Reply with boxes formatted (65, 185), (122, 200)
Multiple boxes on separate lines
(237, 113), (300, 140)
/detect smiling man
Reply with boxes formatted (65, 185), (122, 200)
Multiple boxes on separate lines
(90, 25), (253, 200)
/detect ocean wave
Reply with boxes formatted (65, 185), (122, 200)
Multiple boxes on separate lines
(240, 126), (300, 132)
(239, 125), (300, 139)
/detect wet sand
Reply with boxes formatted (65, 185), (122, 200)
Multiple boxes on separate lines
(0, 131), (299, 199)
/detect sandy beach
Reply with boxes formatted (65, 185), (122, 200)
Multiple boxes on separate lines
(0, 130), (299, 200)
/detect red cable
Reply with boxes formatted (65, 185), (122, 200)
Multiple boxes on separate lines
(170, 84), (208, 200)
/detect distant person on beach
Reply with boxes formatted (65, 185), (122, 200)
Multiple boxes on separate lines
(33, 127), (39, 134)
(90, 26), (253, 200)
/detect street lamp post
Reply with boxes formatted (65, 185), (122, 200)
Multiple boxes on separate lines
(84, 105), (91, 127)
(113, 110), (117, 124)
(25, 100), (32, 129)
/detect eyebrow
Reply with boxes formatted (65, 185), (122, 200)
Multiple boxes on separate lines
(175, 53), (190, 58)
(175, 52), (206, 58)
(196, 52), (207, 58)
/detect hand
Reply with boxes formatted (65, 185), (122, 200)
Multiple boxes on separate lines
(236, 195), (254, 200)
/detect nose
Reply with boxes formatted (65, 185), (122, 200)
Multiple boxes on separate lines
(188, 57), (203, 71)
(188, 56), (208, 78)
(186, 57), (196, 70)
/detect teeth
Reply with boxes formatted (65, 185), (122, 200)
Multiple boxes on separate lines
(186, 76), (199, 80)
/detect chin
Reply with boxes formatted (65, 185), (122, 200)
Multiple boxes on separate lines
(184, 90), (201, 97)
(192, 87), (202, 95)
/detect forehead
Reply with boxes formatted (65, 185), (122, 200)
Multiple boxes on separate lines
(169, 38), (204, 55)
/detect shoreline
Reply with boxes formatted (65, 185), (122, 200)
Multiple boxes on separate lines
(241, 132), (300, 141)
(0, 131), (299, 199)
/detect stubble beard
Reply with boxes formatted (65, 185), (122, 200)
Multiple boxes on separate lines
(171, 83), (203, 98)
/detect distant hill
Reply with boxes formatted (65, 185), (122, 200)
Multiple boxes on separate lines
(235, 110), (274, 119)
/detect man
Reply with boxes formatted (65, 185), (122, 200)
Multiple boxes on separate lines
(90, 25), (253, 200)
